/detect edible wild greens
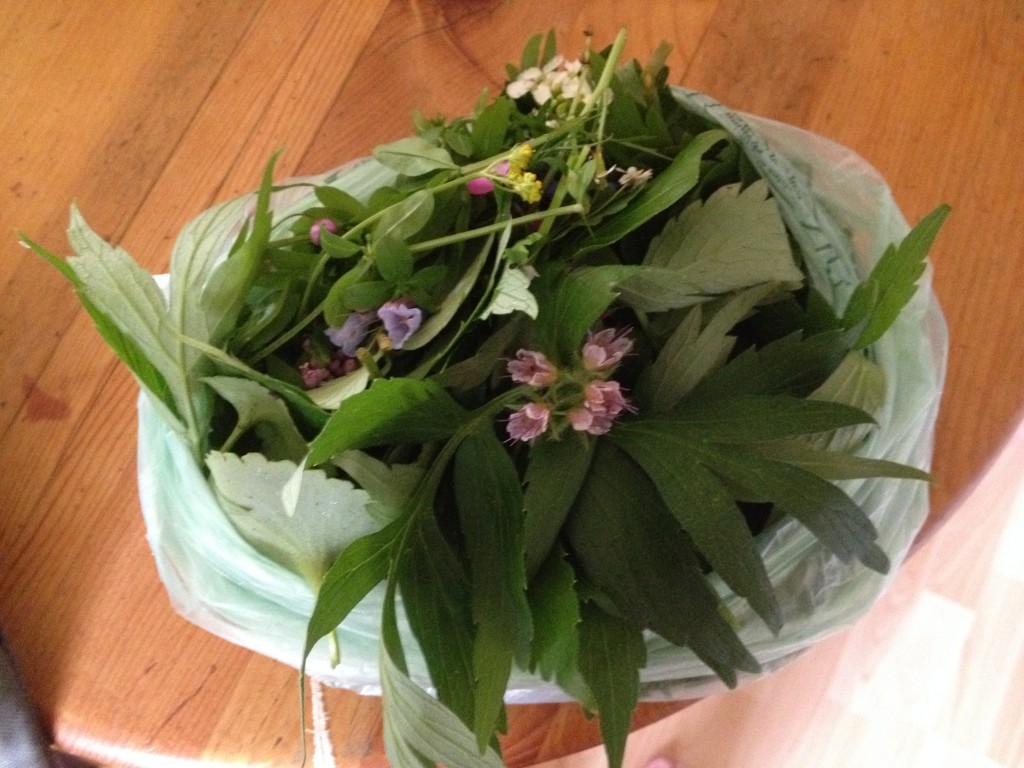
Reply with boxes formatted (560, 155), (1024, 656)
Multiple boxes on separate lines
(26, 29), (948, 768)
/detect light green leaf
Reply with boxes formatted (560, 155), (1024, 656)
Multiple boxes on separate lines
(373, 137), (457, 177)
(644, 180), (803, 291)
(375, 189), (435, 243)
(805, 351), (887, 452)
(205, 451), (381, 587)
(333, 450), (425, 521)
(203, 376), (308, 462)
(843, 204), (950, 349)
(478, 265), (538, 320)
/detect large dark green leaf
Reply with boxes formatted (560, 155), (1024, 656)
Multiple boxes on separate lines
(454, 430), (533, 750)
(523, 433), (596, 576)
(576, 600), (646, 768)
(567, 442), (760, 686)
(610, 425), (781, 632)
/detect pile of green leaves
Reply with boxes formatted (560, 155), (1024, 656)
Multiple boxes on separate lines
(25, 29), (948, 768)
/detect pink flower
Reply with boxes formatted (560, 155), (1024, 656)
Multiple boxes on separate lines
(507, 349), (557, 387)
(310, 218), (338, 246)
(467, 177), (495, 195)
(299, 361), (331, 389)
(581, 327), (633, 370)
(377, 299), (423, 349)
(506, 402), (551, 442)
(567, 407), (616, 435)
(583, 379), (631, 416)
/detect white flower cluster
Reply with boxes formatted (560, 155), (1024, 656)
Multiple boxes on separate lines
(505, 55), (593, 107)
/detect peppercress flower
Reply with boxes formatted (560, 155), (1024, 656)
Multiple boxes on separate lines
(506, 55), (592, 107)
(506, 402), (551, 442)
(508, 349), (558, 387)
(618, 166), (653, 189)
(377, 299), (422, 349)
(581, 327), (634, 370)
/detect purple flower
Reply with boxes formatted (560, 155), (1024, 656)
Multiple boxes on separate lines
(377, 299), (423, 349)
(467, 177), (495, 195)
(325, 311), (376, 357)
(581, 328), (633, 371)
(506, 402), (551, 443)
(507, 349), (557, 387)
(310, 218), (338, 246)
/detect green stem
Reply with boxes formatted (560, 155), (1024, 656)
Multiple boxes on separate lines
(409, 204), (584, 253)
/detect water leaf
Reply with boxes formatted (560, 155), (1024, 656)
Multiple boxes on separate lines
(644, 180), (803, 290)
(380, 636), (505, 768)
(373, 137), (457, 177)
(206, 451), (382, 587)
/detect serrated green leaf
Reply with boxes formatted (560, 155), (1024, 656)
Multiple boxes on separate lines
(843, 204), (950, 349)
(397, 510), (477, 730)
(454, 430), (532, 750)
(576, 600), (646, 768)
(644, 180), (802, 287)
(373, 137), (457, 177)
(748, 440), (931, 481)
(804, 351), (888, 452)
(206, 451), (382, 587)
(644, 283), (777, 412)
(202, 152), (279, 345)
(663, 394), (875, 443)
(333, 450), (424, 522)
(306, 378), (468, 467)
(695, 445), (890, 572)
(527, 550), (592, 707)
(610, 425), (782, 632)
(568, 442), (760, 686)
(203, 375), (308, 461)
(687, 328), (853, 402)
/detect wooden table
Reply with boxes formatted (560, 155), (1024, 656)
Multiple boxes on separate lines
(1, 2), (1021, 766)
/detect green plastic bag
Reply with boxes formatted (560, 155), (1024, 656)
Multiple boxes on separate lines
(137, 90), (946, 701)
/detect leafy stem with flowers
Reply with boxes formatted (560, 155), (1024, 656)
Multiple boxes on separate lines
(27, 27), (950, 768)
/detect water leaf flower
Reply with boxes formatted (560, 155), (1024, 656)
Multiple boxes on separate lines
(507, 349), (557, 387)
(581, 328), (634, 370)
(506, 402), (551, 442)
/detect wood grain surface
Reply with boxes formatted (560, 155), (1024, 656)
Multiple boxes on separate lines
(1, 2), (1022, 766)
